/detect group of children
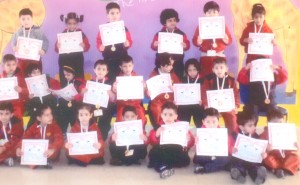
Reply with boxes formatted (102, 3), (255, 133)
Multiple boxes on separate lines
(0, 1), (298, 184)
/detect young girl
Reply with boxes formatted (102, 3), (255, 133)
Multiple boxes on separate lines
(65, 103), (105, 167)
(177, 59), (204, 127)
(55, 12), (90, 86)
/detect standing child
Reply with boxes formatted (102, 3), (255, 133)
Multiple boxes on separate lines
(55, 12), (90, 85)
(151, 8), (190, 79)
(97, 2), (133, 81)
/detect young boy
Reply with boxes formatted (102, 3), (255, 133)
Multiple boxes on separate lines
(148, 102), (195, 179)
(96, 2), (132, 81)
(202, 58), (240, 133)
(151, 8), (190, 78)
(0, 54), (28, 120)
(260, 108), (300, 178)
(0, 102), (24, 166)
(11, 8), (49, 72)
(109, 105), (148, 166)
(192, 1), (232, 76)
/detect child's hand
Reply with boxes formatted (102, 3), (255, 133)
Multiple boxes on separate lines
(181, 42), (187, 49)
(294, 142), (299, 149)
(233, 107), (238, 114)
(261, 152), (267, 159)
(244, 38), (253, 44)
(195, 137), (199, 145)
(81, 88), (88, 94)
(245, 63), (252, 70)
(44, 149), (55, 158)
(270, 64), (279, 71)
(197, 36), (203, 45)
(232, 147), (238, 154)
(14, 86), (22, 93)
(139, 134), (147, 141)
(271, 39), (276, 45)
(169, 85), (174, 92)
(93, 142), (101, 149)
(39, 49), (45, 56)
(56, 42), (61, 49)
(65, 142), (73, 149)
(107, 90), (116, 101)
(156, 127), (164, 137)
(0, 146), (5, 154)
(16, 148), (23, 157)
(267, 143), (273, 151)
(112, 133), (118, 141)
(29, 94), (34, 99)
(199, 100), (202, 106)
(99, 45), (105, 52)
(153, 41), (159, 47)
(147, 90), (151, 98)
(124, 40), (130, 47)
(222, 34), (229, 44)
(173, 100), (177, 105)
(80, 42), (85, 49)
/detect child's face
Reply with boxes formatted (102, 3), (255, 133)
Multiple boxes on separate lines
(161, 108), (178, 124)
(123, 111), (138, 121)
(94, 64), (108, 80)
(239, 120), (256, 135)
(203, 116), (219, 128)
(37, 108), (53, 125)
(107, 8), (121, 22)
(0, 110), (13, 125)
(160, 58), (174, 73)
(78, 109), (93, 126)
(30, 69), (42, 77)
(19, 15), (33, 28)
(165, 17), (177, 30)
(269, 117), (284, 123)
(120, 62), (134, 76)
(212, 63), (228, 78)
(205, 9), (220, 17)
(187, 64), (199, 79)
(63, 70), (75, 81)
(253, 13), (265, 26)
(3, 60), (17, 75)
(66, 19), (78, 31)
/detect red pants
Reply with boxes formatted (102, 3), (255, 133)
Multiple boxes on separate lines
(17, 59), (42, 74)
(116, 101), (147, 126)
(199, 56), (225, 76)
(221, 111), (237, 133)
(0, 149), (16, 163)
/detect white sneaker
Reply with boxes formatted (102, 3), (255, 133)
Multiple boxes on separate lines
(4, 158), (14, 167)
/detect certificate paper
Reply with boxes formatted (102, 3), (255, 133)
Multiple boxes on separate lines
(174, 83), (201, 105)
(0, 77), (19, 101)
(248, 33), (275, 55)
(99, 20), (126, 46)
(15, 37), (43, 61)
(206, 89), (235, 112)
(232, 134), (268, 163)
(146, 74), (172, 100)
(268, 123), (297, 150)
(21, 139), (49, 165)
(250, 59), (274, 82)
(198, 16), (225, 39)
(196, 128), (228, 156)
(57, 31), (83, 54)
(67, 131), (99, 155)
(114, 120), (144, 146)
(116, 76), (144, 100)
(50, 84), (78, 101)
(83, 81), (111, 108)
(25, 74), (50, 97)
(158, 32), (183, 54)
(160, 122), (189, 147)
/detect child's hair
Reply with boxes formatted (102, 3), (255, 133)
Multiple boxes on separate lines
(63, 65), (76, 75)
(0, 102), (14, 113)
(60, 12), (84, 23)
(160, 9), (180, 25)
(25, 63), (42, 76)
(2, 54), (16, 64)
(161, 102), (178, 114)
(267, 108), (284, 122)
(77, 103), (94, 114)
(213, 57), (227, 66)
(184, 58), (200, 74)
(120, 55), (133, 65)
(19, 8), (33, 17)
(36, 104), (52, 118)
(155, 53), (173, 69)
(122, 105), (137, 116)
(106, 2), (120, 13)
(94, 59), (108, 69)
(237, 109), (258, 126)
(251, 3), (266, 17)
(202, 108), (219, 120)
(203, 1), (220, 13)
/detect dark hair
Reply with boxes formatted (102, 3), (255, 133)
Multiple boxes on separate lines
(203, 108), (219, 120)
(122, 105), (137, 116)
(94, 59), (108, 69)
(19, 8), (33, 17)
(26, 63), (42, 77)
(0, 102), (14, 113)
(155, 53), (173, 69)
(36, 104), (52, 118)
(203, 1), (220, 13)
(106, 2), (120, 13)
(267, 108), (284, 122)
(60, 12), (84, 23)
(77, 103), (94, 114)
(120, 55), (133, 65)
(2, 54), (16, 64)
(63, 65), (76, 75)
(251, 3), (266, 18)
(213, 57), (227, 66)
(184, 58), (200, 74)
(160, 9), (180, 25)
(237, 110), (258, 126)
(161, 102), (178, 114)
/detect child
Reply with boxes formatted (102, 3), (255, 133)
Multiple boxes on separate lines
(193, 108), (233, 174)
(0, 102), (24, 166)
(65, 103), (105, 167)
(109, 105), (148, 166)
(151, 8), (190, 78)
(148, 102), (195, 179)
(192, 1), (232, 76)
(97, 2), (133, 81)
(260, 108), (300, 178)
(148, 53), (181, 129)
(177, 58), (204, 127)
(0, 54), (28, 120)
(240, 3), (274, 64)
(16, 105), (64, 169)
(202, 58), (240, 133)
(230, 109), (267, 184)
(25, 63), (61, 129)
(55, 12), (90, 85)
(11, 8), (49, 72)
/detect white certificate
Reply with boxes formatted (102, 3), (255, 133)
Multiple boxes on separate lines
(198, 16), (225, 39)
(57, 31), (83, 54)
(160, 121), (189, 147)
(83, 81), (111, 108)
(268, 123), (297, 150)
(25, 74), (50, 97)
(99, 20), (126, 46)
(15, 37), (42, 61)
(174, 83), (201, 105)
(206, 89), (235, 112)
(0, 77), (19, 101)
(50, 84), (78, 101)
(250, 59), (274, 82)
(21, 139), (49, 165)
(67, 131), (99, 155)
(248, 33), (275, 55)
(146, 74), (172, 100)
(232, 134), (268, 163)
(114, 120), (144, 146)
(158, 32), (183, 54)
(116, 76), (144, 100)
(196, 128), (228, 156)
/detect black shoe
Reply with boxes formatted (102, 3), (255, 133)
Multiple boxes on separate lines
(160, 167), (175, 179)
(45, 161), (53, 169)
(230, 168), (246, 183)
(194, 165), (205, 174)
(110, 158), (123, 166)
(254, 166), (267, 185)
(90, 157), (105, 165)
(274, 169), (285, 178)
